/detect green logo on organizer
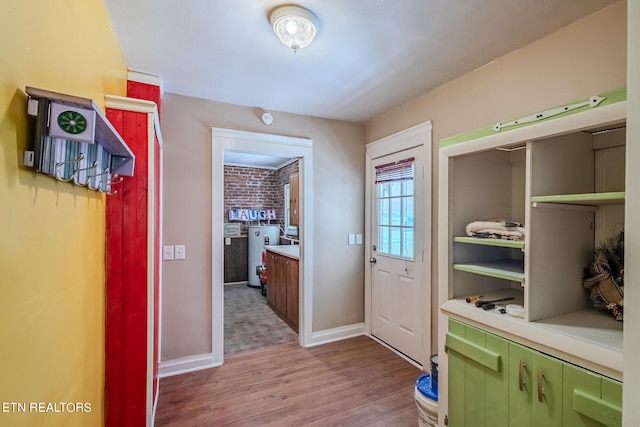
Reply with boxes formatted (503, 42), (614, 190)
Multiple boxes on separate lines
(57, 110), (88, 135)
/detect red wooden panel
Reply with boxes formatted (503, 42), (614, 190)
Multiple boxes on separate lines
(127, 80), (162, 116)
(104, 108), (125, 425)
(127, 78), (162, 407)
(124, 110), (148, 427)
(105, 108), (150, 427)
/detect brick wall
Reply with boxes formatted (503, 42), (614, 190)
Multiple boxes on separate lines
(224, 161), (299, 234)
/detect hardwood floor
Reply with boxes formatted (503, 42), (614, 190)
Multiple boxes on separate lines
(155, 336), (423, 426)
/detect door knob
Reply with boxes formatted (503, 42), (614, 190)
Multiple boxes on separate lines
(369, 257), (377, 264)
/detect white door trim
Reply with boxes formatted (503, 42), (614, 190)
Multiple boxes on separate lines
(212, 128), (313, 365)
(364, 121), (432, 363)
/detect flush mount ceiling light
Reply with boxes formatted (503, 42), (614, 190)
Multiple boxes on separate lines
(269, 5), (319, 54)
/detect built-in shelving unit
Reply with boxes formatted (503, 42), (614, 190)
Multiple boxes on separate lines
(439, 91), (627, 381)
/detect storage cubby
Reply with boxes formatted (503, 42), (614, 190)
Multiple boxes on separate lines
(450, 149), (526, 304)
(439, 93), (626, 379)
(527, 129), (625, 323)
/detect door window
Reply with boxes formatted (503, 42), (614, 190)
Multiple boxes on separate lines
(375, 157), (414, 259)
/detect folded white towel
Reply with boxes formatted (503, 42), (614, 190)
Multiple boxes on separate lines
(465, 220), (525, 241)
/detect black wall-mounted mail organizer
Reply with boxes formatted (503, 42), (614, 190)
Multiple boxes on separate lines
(24, 86), (135, 194)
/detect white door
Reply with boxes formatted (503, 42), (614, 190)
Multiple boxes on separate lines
(370, 147), (424, 364)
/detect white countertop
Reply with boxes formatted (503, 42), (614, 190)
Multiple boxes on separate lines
(266, 245), (300, 260)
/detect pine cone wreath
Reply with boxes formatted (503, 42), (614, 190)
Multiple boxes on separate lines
(582, 232), (624, 321)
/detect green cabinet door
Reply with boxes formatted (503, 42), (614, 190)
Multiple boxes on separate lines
(446, 319), (508, 427)
(509, 342), (534, 427)
(563, 363), (622, 427)
(447, 320), (467, 427)
(509, 343), (563, 427)
(600, 377), (623, 427)
(484, 332), (509, 425)
(532, 351), (563, 427)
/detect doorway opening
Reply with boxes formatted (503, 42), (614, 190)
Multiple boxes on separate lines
(222, 156), (300, 355)
(212, 128), (313, 365)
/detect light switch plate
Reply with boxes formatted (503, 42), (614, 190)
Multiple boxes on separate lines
(163, 245), (174, 261)
(356, 234), (363, 245)
(348, 234), (355, 245)
(175, 244), (186, 260)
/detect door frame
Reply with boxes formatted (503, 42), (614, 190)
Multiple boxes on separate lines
(364, 121), (432, 365)
(212, 128), (313, 365)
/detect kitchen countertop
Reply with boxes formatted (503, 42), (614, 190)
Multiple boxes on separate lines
(266, 245), (300, 260)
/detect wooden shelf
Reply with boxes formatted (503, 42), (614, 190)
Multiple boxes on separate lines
(453, 259), (525, 282)
(25, 86), (135, 182)
(454, 236), (525, 249)
(531, 191), (624, 206)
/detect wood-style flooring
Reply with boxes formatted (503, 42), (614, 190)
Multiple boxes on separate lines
(155, 336), (423, 426)
(224, 283), (298, 355)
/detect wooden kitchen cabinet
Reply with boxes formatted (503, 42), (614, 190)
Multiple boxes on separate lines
(286, 258), (299, 329)
(266, 252), (277, 308)
(223, 236), (248, 283)
(289, 173), (299, 226)
(266, 250), (299, 332)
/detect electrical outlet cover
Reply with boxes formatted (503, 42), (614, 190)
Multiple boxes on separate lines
(175, 245), (186, 260)
(163, 246), (174, 261)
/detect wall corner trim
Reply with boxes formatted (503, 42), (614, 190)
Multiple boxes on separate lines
(306, 323), (365, 347)
(158, 353), (218, 378)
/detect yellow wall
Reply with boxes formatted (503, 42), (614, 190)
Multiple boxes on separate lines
(0, 0), (126, 425)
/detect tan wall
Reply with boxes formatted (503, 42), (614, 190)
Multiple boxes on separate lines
(366, 1), (627, 351)
(624, 1), (639, 425)
(160, 93), (366, 359)
(0, 0), (127, 425)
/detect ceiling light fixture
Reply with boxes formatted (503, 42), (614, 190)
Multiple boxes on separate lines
(269, 5), (319, 54)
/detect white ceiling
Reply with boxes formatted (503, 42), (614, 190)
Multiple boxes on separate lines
(223, 151), (295, 169)
(103, 0), (616, 124)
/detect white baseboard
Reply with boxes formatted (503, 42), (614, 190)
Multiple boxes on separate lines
(305, 323), (365, 347)
(158, 353), (220, 378)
